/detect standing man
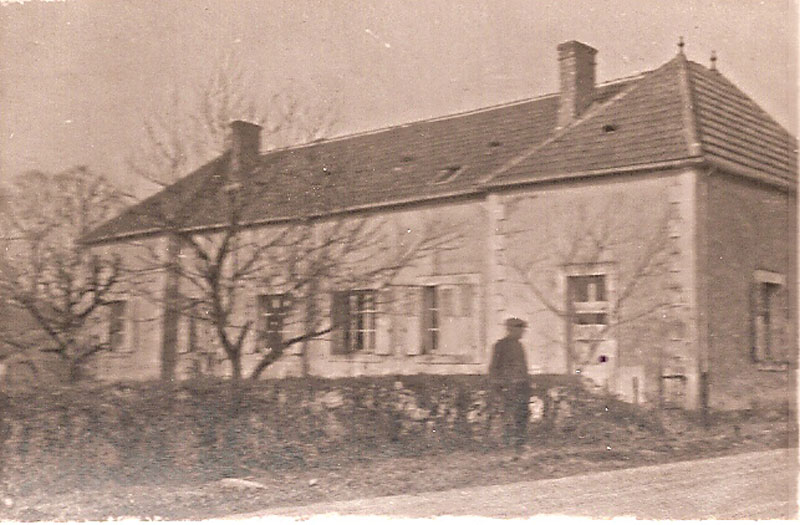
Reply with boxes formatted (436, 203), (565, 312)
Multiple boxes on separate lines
(488, 317), (531, 450)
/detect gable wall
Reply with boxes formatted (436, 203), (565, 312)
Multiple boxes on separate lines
(703, 171), (797, 410)
(87, 237), (168, 382)
(494, 169), (701, 406)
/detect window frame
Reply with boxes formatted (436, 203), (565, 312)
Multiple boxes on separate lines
(107, 299), (128, 353)
(562, 263), (616, 368)
(750, 270), (789, 369)
(422, 285), (440, 353)
(331, 289), (377, 354)
(256, 293), (292, 354)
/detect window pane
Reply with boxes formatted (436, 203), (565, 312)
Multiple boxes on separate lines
(258, 293), (289, 352)
(576, 313), (607, 325)
(570, 275), (606, 302)
(109, 301), (126, 351)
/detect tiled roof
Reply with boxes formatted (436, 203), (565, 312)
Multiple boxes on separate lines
(688, 61), (798, 183)
(84, 52), (796, 244)
(487, 54), (797, 186)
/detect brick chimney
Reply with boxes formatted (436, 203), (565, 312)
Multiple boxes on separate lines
(557, 41), (598, 128)
(229, 120), (262, 174)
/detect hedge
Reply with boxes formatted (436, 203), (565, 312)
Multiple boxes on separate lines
(0, 374), (660, 489)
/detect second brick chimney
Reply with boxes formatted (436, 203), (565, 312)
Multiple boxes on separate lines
(230, 120), (262, 174)
(557, 41), (598, 128)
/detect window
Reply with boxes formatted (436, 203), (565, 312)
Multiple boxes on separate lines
(422, 286), (439, 353)
(257, 294), (291, 353)
(568, 274), (609, 325)
(751, 271), (788, 367)
(331, 290), (376, 354)
(566, 271), (611, 367)
(179, 301), (200, 355)
(108, 300), (127, 352)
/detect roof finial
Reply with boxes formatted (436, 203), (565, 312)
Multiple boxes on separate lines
(710, 50), (717, 70)
(677, 36), (685, 55)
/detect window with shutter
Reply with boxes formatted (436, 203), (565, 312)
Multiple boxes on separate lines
(108, 301), (127, 352)
(421, 286), (439, 353)
(566, 270), (612, 366)
(750, 272), (788, 368)
(331, 292), (351, 355)
(459, 283), (474, 317)
(330, 290), (377, 354)
(257, 293), (291, 354)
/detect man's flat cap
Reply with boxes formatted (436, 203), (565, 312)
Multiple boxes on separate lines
(505, 317), (527, 328)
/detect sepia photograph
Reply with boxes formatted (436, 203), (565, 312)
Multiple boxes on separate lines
(0, 0), (797, 521)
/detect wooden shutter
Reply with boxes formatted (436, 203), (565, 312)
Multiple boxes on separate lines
(388, 286), (409, 354)
(405, 287), (424, 355)
(108, 301), (126, 352)
(438, 286), (456, 355)
(128, 299), (138, 354)
(330, 292), (351, 355)
(177, 302), (189, 354)
(421, 286), (435, 353)
(283, 295), (304, 356)
(459, 283), (474, 317)
(374, 289), (393, 355)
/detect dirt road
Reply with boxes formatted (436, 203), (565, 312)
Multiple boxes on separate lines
(233, 448), (798, 520)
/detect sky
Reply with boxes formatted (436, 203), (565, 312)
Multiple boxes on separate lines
(0, 0), (797, 196)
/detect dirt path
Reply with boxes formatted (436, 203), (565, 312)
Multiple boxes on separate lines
(234, 448), (798, 520)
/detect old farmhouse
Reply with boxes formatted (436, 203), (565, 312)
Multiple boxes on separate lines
(83, 41), (797, 411)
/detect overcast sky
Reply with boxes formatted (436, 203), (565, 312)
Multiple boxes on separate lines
(1, 0), (796, 194)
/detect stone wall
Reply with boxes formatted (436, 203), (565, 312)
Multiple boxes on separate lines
(704, 172), (797, 410)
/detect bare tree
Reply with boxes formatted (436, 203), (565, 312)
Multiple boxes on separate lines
(120, 53), (455, 382)
(0, 167), (128, 382)
(503, 192), (679, 376)
(125, 144), (458, 382)
(126, 52), (338, 191)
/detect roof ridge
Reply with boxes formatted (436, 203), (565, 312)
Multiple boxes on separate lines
(676, 53), (704, 157)
(258, 73), (648, 158)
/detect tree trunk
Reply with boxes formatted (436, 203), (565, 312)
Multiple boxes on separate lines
(249, 347), (283, 380)
(161, 234), (181, 382)
(230, 351), (242, 382)
(68, 359), (82, 384)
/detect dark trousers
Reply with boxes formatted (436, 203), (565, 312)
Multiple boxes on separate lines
(489, 381), (530, 447)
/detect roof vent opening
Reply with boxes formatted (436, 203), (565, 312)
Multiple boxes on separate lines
(602, 123), (617, 133)
(433, 165), (465, 184)
(488, 140), (502, 148)
(401, 154), (416, 163)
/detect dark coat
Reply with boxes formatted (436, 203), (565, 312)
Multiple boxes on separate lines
(489, 336), (529, 383)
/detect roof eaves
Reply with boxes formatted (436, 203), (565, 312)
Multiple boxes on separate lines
(705, 154), (797, 192)
(484, 156), (706, 191)
(83, 185), (488, 246)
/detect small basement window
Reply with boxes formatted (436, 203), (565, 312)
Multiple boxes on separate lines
(602, 124), (618, 133)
